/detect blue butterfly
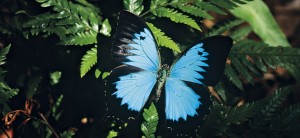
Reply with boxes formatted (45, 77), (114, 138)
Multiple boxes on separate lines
(111, 11), (232, 121)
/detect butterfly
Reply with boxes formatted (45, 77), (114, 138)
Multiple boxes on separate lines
(111, 10), (233, 121)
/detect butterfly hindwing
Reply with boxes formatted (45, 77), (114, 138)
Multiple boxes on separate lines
(165, 36), (233, 121)
(111, 11), (161, 111)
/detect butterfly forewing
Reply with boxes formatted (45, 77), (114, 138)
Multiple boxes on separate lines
(165, 36), (233, 121)
(111, 11), (161, 112)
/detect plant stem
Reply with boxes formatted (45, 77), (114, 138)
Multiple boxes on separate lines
(38, 113), (59, 138)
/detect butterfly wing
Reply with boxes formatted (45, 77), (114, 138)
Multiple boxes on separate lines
(111, 11), (160, 111)
(165, 36), (233, 121)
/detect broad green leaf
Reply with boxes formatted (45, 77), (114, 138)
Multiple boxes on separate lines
(80, 47), (97, 78)
(123, 0), (144, 15)
(100, 19), (111, 36)
(50, 71), (62, 85)
(152, 7), (201, 31)
(230, 0), (290, 47)
(146, 22), (181, 52)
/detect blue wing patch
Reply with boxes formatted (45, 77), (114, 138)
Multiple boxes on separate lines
(113, 71), (157, 111)
(124, 28), (160, 71)
(170, 43), (208, 84)
(165, 77), (201, 121)
(165, 43), (208, 121)
(112, 13), (160, 111)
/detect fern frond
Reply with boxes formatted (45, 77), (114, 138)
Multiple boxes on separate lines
(206, 19), (244, 37)
(80, 46), (97, 78)
(100, 19), (111, 37)
(226, 40), (300, 89)
(171, 2), (213, 19)
(141, 103), (159, 138)
(224, 64), (243, 90)
(224, 102), (256, 125)
(151, 7), (201, 31)
(146, 22), (181, 52)
(230, 40), (300, 81)
(60, 31), (97, 46)
(123, 0), (144, 15)
(271, 103), (300, 130)
(252, 86), (292, 127)
(0, 45), (11, 66)
(210, 0), (238, 9)
(230, 54), (255, 85)
(229, 26), (252, 41)
(24, 0), (101, 46)
(195, 1), (226, 15)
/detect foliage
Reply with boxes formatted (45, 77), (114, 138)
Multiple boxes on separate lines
(0, 0), (299, 137)
(230, 0), (290, 47)
(0, 45), (19, 115)
(80, 46), (97, 78)
(141, 103), (159, 138)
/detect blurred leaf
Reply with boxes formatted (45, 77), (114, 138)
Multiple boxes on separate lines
(25, 76), (42, 98)
(52, 95), (63, 120)
(107, 130), (118, 138)
(50, 71), (62, 85)
(100, 19), (111, 36)
(230, 0), (290, 47)
(60, 128), (76, 138)
(0, 45), (11, 66)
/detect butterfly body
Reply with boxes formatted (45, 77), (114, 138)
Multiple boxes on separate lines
(111, 10), (233, 121)
(155, 64), (169, 102)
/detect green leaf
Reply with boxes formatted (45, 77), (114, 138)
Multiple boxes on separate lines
(60, 128), (76, 138)
(107, 130), (118, 138)
(141, 103), (159, 138)
(253, 86), (293, 127)
(24, 0), (101, 46)
(124, 0), (144, 15)
(95, 69), (101, 78)
(271, 103), (300, 130)
(146, 22), (181, 52)
(52, 94), (63, 120)
(0, 45), (11, 66)
(224, 64), (243, 90)
(206, 19), (244, 37)
(151, 7), (201, 31)
(50, 71), (62, 85)
(171, 2), (213, 19)
(224, 102), (256, 125)
(80, 47), (97, 78)
(195, 1), (226, 15)
(230, 0), (290, 47)
(100, 19), (111, 36)
(25, 76), (43, 98)
(102, 72), (110, 80)
(230, 40), (300, 81)
(229, 26), (252, 41)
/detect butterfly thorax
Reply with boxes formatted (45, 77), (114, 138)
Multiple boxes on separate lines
(155, 64), (170, 102)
